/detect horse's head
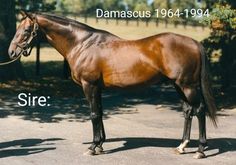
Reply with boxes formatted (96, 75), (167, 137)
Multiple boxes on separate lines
(8, 11), (38, 59)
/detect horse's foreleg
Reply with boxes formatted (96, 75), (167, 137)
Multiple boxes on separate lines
(82, 81), (106, 155)
(193, 103), (207, 159)
(175, 102), (193, 154)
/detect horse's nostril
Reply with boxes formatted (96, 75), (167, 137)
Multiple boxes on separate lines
(9, 50), (16, 57)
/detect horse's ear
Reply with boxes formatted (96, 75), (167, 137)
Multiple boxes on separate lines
(19, 10), (35, 21)
(19, 10), (27, 18)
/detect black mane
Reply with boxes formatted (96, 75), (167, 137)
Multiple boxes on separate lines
(34, 12), (119, 39)
(37, 12), (95, 31)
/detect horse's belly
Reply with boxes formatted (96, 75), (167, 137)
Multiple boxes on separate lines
(102, 66), (161, 88)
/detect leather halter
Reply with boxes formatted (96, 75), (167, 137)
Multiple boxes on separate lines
(14, 22), (39, 57)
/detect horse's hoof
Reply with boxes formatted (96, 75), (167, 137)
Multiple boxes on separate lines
(173, 147), (185, 154)
(95, 146), (104, 155)
(193, 152), (206, 159)
(83, 149), (95, 156)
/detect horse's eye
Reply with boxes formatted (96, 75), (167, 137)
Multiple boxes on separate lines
(24, 29), (30, 35)
(22, 30), (30, 41)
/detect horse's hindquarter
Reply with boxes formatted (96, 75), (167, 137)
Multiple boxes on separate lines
(156, 33), (201, 86)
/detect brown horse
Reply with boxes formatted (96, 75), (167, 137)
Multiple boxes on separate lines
(8, 11), (217, 159)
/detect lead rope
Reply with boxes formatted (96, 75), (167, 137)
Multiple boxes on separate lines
(0, 54), (21, 66)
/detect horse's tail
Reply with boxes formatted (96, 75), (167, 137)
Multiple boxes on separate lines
(199, 44), (218, 127)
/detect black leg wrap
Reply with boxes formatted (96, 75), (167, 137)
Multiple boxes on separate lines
(193, 102), (207, 159)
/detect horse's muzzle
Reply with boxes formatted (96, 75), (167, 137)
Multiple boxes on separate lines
(8, 47), (22, 59)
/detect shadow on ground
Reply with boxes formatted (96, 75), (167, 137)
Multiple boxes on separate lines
(0, 83), (181, 123)
(0, 138), (64, 158)
(84, 137), (236, 157)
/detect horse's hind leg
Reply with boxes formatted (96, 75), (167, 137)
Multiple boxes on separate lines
(82, 81), (106, 155)
(175, 102), (193, 154)
(174, 84), (207, 158)
(174, 85), (193, 154)
(194, 102), (207, 159)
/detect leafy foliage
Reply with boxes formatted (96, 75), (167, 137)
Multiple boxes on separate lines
(201, 2), (236, 88)
(16, 0), (56, 12)
(201, 4), (236, 30)
(133, 0), (151, 11)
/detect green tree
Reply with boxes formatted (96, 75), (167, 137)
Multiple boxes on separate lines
(134, 0), (151, 11)
(152, 0), (170, 9)
(103, 0), (126, 10)
(205, 0), (236, 9)
(0, 0), (25, 80)
(16, 0), (56, 11)
(60, 0), (102, 14)
(123, 0), (136, 10)
(201, 2), (236, 89)
(57, 0), (83, 13)
(171, 0), (196, 11)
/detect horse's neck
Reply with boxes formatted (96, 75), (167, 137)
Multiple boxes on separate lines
(36, 15), (91, 58)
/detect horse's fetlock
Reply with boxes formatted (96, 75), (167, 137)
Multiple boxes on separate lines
(90, 112), (101, 120)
